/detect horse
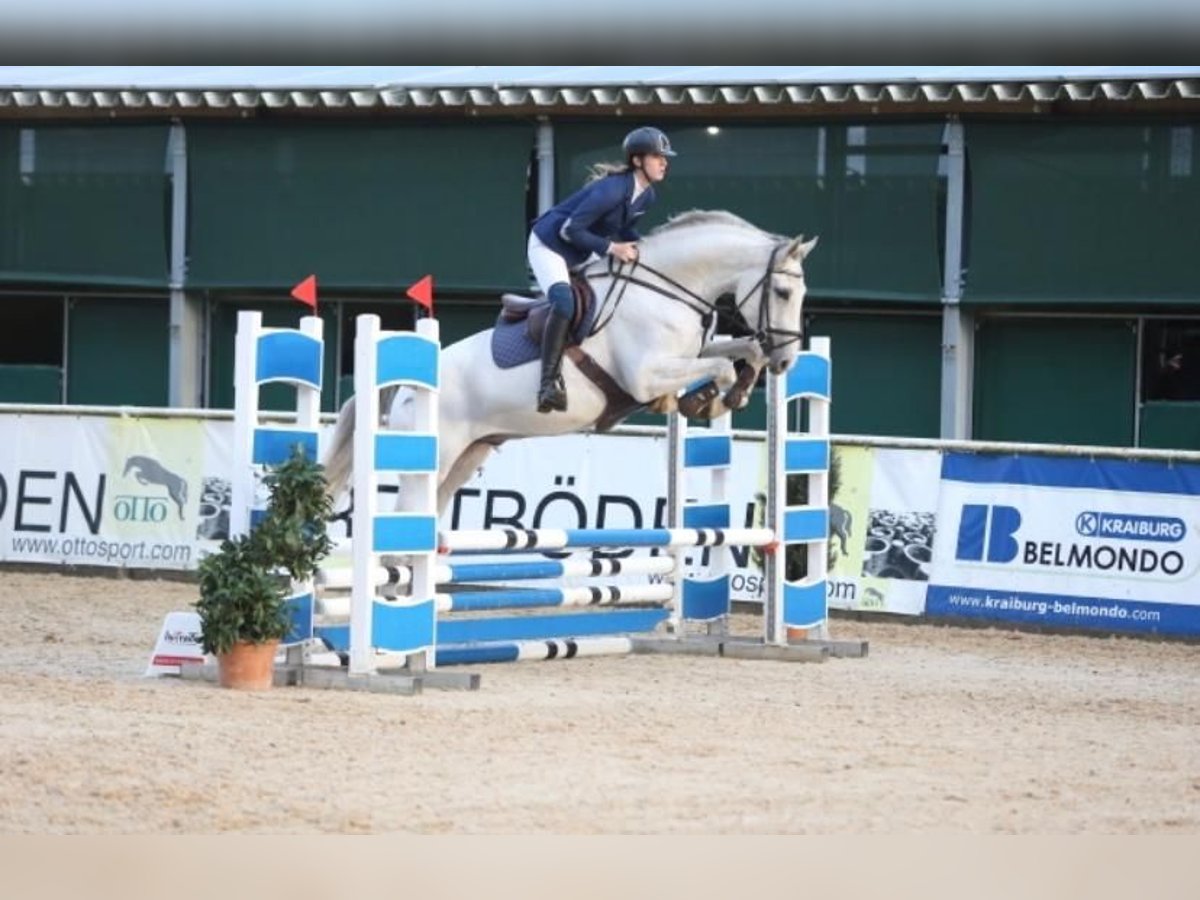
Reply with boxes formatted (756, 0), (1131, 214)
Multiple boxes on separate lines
(323, 210), (818, 515)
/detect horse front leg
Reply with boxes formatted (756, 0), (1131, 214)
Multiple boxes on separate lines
(697, 337), (767, 412)
(635, 356), (740, 418)
(698, 336), (768, 367)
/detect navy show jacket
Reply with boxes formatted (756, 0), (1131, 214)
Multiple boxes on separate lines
(531, 171), (656, 269)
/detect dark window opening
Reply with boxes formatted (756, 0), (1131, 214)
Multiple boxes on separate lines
(1143, 319), (1200, 402)
(0, 296), (63, 365)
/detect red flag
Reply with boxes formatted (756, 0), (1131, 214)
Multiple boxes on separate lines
(407, 274), (434, 313)
(291, 274), (317, 310)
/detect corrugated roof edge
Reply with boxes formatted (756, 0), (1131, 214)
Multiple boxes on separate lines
(1, 79), (1198, 114)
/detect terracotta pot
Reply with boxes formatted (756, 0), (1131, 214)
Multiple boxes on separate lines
(217, 640), (279, 690)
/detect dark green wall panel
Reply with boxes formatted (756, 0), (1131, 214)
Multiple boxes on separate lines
(1139, 402), (1200, 451)
(973, 317), (1137, 446)
(437, 300), (503, 349)
(0, 125), (170, 286)
(67, 298), (169, 406)
(806, 313), (943, 437)
(965, 121), (1200, 303)
(0, 365), (61, 403)
(555, 121), (945, 303)
(187, 122), (533, 293)
(707, 312), (942, 436)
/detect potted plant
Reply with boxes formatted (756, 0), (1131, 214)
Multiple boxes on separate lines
(195, 447), (333, 690)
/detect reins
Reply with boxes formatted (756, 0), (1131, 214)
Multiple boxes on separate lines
(583, 241), (804, 356)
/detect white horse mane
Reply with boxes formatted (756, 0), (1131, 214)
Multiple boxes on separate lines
(646, 210), (784, 244)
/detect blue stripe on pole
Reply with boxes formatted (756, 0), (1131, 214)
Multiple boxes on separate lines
(683, 504), (730, 529)
(376, 334), (438, 389)
(784, 507), (829, 543)
(684, 434), (732, 468)
(438, 608), (667, 644)
(252, 428), (318, 467)
(446, 560), (566, 581)
(785, 438), (829, 473)
(786, 353), (830, 400)
(256, 331), (323, 388)
(446, 590), (566, 612)
(784, 580), (827, 629)
(564, 529), (673, 548)
(283, 592), (314, 644)
(436, 643), (521, 666)
(682, 575), (729, 621)
(374, 433), (438, 472)
(374, 514), (438, 553)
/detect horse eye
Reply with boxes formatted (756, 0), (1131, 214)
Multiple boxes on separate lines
(773, 285), (792, 300)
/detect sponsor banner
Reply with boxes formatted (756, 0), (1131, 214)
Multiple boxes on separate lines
(826, 445), (940, 616)
(0, 413), (221, 570)
(929, 452), (1200, 635)
(15, 409), (1197, 635)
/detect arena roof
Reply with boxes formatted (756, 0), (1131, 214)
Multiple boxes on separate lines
(1, 66), (1198, 116)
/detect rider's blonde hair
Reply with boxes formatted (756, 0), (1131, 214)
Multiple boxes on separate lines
(585, 161), (631, 183)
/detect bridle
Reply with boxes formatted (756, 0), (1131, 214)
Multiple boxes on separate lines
(584, 242), (805, 357)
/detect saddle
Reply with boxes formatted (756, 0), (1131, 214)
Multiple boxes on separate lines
(500, 272), (596, 345)
(495, 269), (745, 429)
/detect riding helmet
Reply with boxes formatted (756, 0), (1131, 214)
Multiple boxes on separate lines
(623, 126), (677, 160)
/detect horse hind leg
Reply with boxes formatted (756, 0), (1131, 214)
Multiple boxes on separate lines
(437, 439), (497, 516)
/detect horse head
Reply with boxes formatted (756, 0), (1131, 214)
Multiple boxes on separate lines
(637, 211), (819, 377)
(729, 231), (818, 375)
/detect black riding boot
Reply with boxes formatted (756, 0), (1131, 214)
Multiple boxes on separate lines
(537, 309), (570, 413)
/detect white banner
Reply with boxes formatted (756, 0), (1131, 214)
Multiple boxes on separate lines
(0, 412), (228, 570)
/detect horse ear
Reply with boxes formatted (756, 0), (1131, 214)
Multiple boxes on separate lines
(789, 235), (819, 259)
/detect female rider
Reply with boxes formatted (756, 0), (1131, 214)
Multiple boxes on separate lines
(527, 126), (676, 413)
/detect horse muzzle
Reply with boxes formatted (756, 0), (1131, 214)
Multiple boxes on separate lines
(767, 347), (799, 375)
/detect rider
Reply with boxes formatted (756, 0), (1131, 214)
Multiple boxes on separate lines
(527, 125), (676, 413)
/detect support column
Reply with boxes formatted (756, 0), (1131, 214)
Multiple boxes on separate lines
(167, 124), (205, 408)
(536, 118), (555, 216)
(940, 117), (973, 440)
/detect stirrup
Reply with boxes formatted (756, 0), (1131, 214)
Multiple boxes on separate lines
(537, 376), (568, 413)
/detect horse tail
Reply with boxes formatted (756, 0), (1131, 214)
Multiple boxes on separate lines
(322, 386), (407, 506)
(323, 395), (357, 504)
